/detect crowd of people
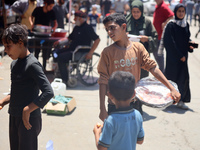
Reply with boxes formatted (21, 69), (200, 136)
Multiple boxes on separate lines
(0, 0), (198, 149)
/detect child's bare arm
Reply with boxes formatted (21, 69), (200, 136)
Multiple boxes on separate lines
(137, 139), (144, 144)
(93, 123), (107, 150)
(149, 66), (181, 103)
(97, 17), (100, 29)
(52, 20), (58, 33)
(0, 95), (10, 109)
(93, 123), (102, 146)
(30, 16), (35, 30)
(99, 84), (108, 121)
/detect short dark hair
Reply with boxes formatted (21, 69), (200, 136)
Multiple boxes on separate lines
(44, 0), (55, 5)
(108, 71), (135, 101)
(103, 13), (127, 26)
(1, 24), (28, 47)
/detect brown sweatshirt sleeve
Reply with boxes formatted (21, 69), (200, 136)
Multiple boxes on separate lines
(139, 43), (157, 71)
(97, 48), (110, 85)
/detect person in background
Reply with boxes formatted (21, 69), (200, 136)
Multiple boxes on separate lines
(114, 0), (125, 14)
(153, 0), (174, 73)
(81, 0), (91, 14)
(105, 7), (116, 17)
(11, 0), (41, 33)
(98, 13), (180, 121)
(0, 24), (54, 150)
(65, 1), (81, 25)
(185, 0), (195, 25)
(11, 0), (41, 52)
(114, 0), (129, 16)
(53, 11), (100, 86)
(53, 0), (68, 29)
(31, 0), (58, 33)
(67, 3), (80, 25)
(102, 0), (112, 17)
(31, 0), (58, 71)
(194, 0), (200, 26)
(126, 0), (158, 79)
(87, 4), (100, 32)
(195, 8), (200, 38)
(181, 0), (187, 5)
(159, 4), (194, 110)
(93, 71), (144, 150)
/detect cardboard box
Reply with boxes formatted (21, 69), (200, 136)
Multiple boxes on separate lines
(46, 96), (76, 115)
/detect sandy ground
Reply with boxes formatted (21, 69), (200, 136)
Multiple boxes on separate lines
(0, 17), (200, 150)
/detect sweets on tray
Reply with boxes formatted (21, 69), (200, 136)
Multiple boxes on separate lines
(135, 77), (179, 110)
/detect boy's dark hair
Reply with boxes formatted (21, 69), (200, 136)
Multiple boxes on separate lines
(44, 0), (55, 5)
(103, 13), (127, 26)
(108, 71), (135, 101)
(1, 24), (28, 47)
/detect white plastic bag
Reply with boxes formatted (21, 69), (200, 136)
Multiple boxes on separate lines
(127, 34), (141, 42)
(46, 140), (54, 150)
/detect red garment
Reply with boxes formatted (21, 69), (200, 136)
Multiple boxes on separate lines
(153, 1), (174, 40)
(105, 13), (111, 17)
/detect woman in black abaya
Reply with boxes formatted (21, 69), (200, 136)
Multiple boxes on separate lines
(160, 4), (194, 109)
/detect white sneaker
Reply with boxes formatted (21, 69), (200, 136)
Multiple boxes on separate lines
(177, 101), (189, 110)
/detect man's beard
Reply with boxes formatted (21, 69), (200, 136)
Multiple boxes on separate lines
(75, 20), (81, 26)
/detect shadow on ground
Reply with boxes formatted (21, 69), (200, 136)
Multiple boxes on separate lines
(143, 111), (157, 122)
(163, 105), (194, 114)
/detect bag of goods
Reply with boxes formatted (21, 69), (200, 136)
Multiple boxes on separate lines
(135, 77), (179, 110)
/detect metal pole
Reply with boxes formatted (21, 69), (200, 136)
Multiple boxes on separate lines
(2, 0), (7, 29)
(68, 0), (72, 34)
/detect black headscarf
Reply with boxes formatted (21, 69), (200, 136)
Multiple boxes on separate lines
(174, 3), (186, 20)
(158, 3), (187, 55)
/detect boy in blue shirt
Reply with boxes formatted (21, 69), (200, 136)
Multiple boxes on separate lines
(93, 71), (144, 150)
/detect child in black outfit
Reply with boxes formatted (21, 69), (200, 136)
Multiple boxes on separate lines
(0, 24), (54, 150)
